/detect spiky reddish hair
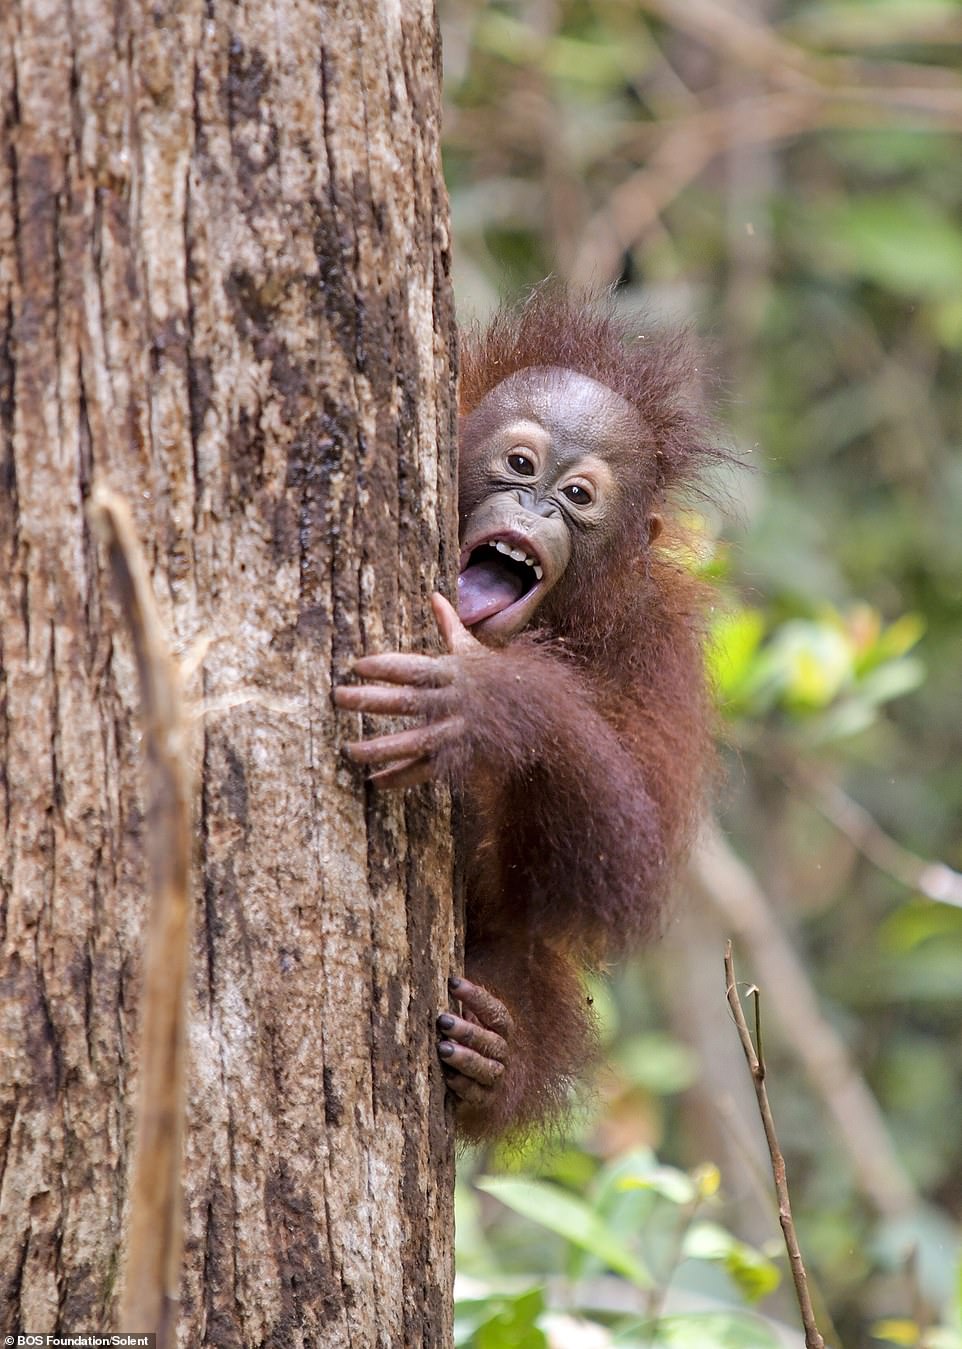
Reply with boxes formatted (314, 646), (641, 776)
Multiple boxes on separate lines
(459, 286), (722, 497)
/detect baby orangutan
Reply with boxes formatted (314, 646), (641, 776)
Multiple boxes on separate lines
(334, 292), (718, 1140)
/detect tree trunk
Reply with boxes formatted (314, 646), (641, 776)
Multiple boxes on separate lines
(0, 0), (459, 1343)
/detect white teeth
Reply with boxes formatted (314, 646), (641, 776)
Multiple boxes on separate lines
(488, 538), (542, 578)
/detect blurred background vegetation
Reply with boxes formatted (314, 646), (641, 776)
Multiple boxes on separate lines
(438, 1), (962, 1345)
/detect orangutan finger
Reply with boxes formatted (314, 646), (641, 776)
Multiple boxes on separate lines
(449, 976), (514, 1038)
(436, 1012), (508, 1065)
(431, 592), (484, 656)
(333, 682), (444, 716)
(442, 1071), (492, 1106)
(344, 717), (464, 767)
(438, 1041), (504, 1086)
(351, 652), (455, 687)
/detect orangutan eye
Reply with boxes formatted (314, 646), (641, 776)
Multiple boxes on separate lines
(562, 482), (593, 506)
(507, 452), (536, 476)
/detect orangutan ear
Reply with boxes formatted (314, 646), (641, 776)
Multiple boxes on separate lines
(647, 513), (664, 545)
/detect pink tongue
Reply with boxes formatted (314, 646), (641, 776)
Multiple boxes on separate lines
(458, 557), (527, 626)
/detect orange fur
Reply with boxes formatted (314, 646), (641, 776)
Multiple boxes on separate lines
(448, 290), (721, 1141)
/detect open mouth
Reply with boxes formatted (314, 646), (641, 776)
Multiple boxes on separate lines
(457, 533), (545, 628)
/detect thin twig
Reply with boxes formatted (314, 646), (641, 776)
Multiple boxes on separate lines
(570, 84), (962, 286)
(638, 0), (818, 87)
(90, 486), (192, 1345)
(785, 759), (962, 910)
(692, 825), (917, 1218)
(571, 0), (962, 286)
(638, 0), (962, 102)
(724, 942), (826, 1349)
(571, 93), (821, 285)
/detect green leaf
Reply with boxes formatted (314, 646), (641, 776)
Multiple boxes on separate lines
(855, 656), (926, 707)
(592, 1148), (660, 1213)
(635, 1311), (782, 1348)
(682, 1222), (740, 1260)
(934, 296), (962, 349)
(808, 195), (962, 297)
(682, 1222), (781, 1302)
(744, 619), (853, 713)
(544, 34), (648, 87)
(850, 947), (962, 1003)
(805, 697), (879, 743)
(781, 622), (854, 709)
(537, 1147), (599, 1193)
(454, 1289), (547, 1349)
(871, 613), (926, 665)
(878, 901), (962, 954)
(709, 608), (767, 705)
(692, 1163), (722, 1201)
(614, 1031), (700, 1095)
(619, 1163), (697, 1206)
(473, 12), (543, 65)
(476, 1289), (548, 1349)
(723, 1246), (782, 1303)
(475, 1176), (654, 1289)
(870, 1318), (922, 1345)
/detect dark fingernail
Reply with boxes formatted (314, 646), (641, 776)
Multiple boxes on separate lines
(437, 1013), (455, 1031)
(448, 976), (462, 990)
(438, 1040), (455, 1058)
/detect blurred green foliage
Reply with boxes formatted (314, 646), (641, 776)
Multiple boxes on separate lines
(456, 1152), (787, 1347)
(711, 598), (926, 738)
(441, 0), (962, 1344)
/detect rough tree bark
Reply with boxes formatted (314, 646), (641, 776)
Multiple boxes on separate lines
(0, 0), (459, 1343)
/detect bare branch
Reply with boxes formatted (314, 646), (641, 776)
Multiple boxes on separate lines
(571, 93), (819, 286)
(788, 8), (962, 52)
(787, 761), (962, 910)
(693, 823), (918, 1218)
(638, 0), (962, 101)
(571, 0), (962, 285)
(639, 0), (817, 85)
(724, 942), (826, 1349)
(90, 486), (192, 1345)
